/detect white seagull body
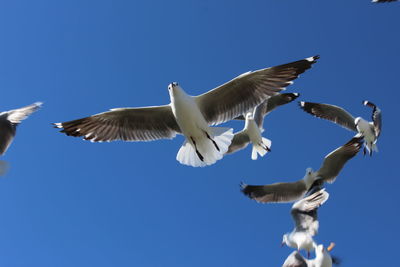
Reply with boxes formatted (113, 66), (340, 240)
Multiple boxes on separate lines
(241, 135), (363, 203)
(227, 112), (271, 160)
(55, 56), (319, 167)
(227, 93), (299, 159)
(282, 189), (329, 256)
(299, 100), (382, 156)
(282, 243), (338, 267)
(0, 102), (42, 155)
(170, 83), (233, 166)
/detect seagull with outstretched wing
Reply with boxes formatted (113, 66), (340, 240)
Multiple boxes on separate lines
(55, 56), (319, 167)
(241, 135), (363, 203)
(299, 100), (382, 156)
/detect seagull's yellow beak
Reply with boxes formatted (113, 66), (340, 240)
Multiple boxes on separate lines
(327, 242), (335, 252)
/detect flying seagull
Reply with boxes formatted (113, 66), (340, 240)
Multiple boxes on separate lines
(282, 243), (339, 267)
(0, 102), (42, 155)
(299, 100), (381, 156)
(241, 135), (363, 203)
(372, 0), (397, 3)
(282, 189), (329, 257)
(54, 56), (319, 167)
(226, 93), (299, 159)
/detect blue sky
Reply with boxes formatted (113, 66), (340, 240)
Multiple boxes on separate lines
(0, 0), (398, 266)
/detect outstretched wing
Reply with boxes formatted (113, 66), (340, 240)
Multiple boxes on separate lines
(299, 101), (357, 132)
(226, 130), (250, 155)
(0, 102), (42, 155)
(316, 135), (363, 183)
(54, 105), (181, 142)
(195, 56), (319, 125)
(241, 180), (307, 204)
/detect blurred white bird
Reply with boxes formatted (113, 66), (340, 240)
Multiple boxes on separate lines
(282, 189), (329, 257)
(55, 56), (319, 167)
(282, 243), (339, 267)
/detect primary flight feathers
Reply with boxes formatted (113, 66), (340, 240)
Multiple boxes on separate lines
(54, 56), (319, 167)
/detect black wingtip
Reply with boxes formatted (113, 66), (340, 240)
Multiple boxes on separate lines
(363, 100), (376, 108)
(312, 55), (320, 61)
(331, 255), (342, 265)
(283, 92), (300, 102)
(240, 182), (253, 198)
(239, 181), (248, 192)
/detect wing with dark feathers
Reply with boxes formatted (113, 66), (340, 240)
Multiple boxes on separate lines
(0, 116), (16, 155)
(226, 130), (250, 154)
(54, 105), (181, 142)
(315, 135), (363, 184)
(195, 56), (319, 125)
(299, 102), (357, 132)
(252, 93), (300, 128)
(241, 180), (307, 204)
(363, 100), (382, 138)
(372, 0), (397, 3)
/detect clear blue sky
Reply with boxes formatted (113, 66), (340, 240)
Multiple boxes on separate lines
(0, 0), (398, 266)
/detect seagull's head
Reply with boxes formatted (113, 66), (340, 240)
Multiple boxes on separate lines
(354, 117), (362, 126)
(303, 167), (316, 185)
(168, 82), (183, 97)
(245, 112), (254, 120)
(305, 167), (314, 177)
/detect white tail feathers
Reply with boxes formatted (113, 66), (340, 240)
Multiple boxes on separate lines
(366, 142), (378, 155)
(176, 127), (234, 167)
(251, 137), (271, 160)
(211, 127), (234, 155)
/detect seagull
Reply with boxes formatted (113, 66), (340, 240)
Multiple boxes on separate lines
(282, 189), (329, 257)
(282, 243), (339, 267)
(226, 93), (299, 159)
(0, 102), (42, 156)
(372, 0), (397, 3)
(299, 100), (382, 156)
(54, 56), (319, 167)
(241, 135), (363, 203)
